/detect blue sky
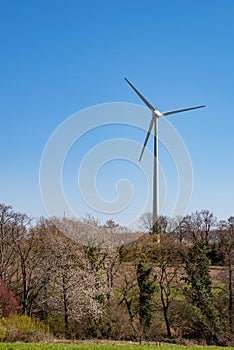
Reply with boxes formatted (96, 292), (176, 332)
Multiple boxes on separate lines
(1, 0), (234, 226)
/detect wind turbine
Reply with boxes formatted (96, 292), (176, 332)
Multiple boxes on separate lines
(124, 77), (205, 233)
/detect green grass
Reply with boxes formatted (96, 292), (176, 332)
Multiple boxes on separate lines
(0, 344), (234, 350)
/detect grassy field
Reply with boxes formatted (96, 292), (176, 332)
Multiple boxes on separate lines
(0, 344), (234, 350)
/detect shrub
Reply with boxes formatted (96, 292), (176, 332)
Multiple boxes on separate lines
(0, 314), (52, 342)
(0, 280), (19, 317)
(0, 322), (6, 341)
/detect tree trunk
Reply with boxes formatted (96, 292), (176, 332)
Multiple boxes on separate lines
(160, 286), (171, 337)
(228, 259), (233, 333)
(21, 257), (27, 315)
(62, 276), (70, 338)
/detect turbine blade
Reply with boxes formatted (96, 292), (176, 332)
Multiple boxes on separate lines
(162, 105), (206, 116)
(139, 117), (155, 162)
(124, 78), (156, 113)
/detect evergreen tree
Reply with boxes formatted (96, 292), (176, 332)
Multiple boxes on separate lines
(136, 262), (156, 341)
(182, 242), (221, 343)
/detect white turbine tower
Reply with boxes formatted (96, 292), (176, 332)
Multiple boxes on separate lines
(124, 77), (205, 233)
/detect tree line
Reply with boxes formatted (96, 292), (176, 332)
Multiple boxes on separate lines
(0, 203), (233, 345)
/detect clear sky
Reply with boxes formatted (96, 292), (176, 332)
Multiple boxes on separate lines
(1, 0), (234, 226)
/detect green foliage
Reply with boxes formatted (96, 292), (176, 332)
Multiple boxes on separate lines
(137, 262), (156, 335)
(0, 321), (6, 341)
(182, 242), (222, 342)
(0, 314), (51, 342)
(47, 316), (68, 338)
(183, 243), (212, 305)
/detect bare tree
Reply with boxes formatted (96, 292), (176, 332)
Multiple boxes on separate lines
(154, 236), (182, 338)
(1, 207), (36, 314)
(139, 213), (171, 235)
(179, 210), (217, 245)
(0, 204), (17, 285)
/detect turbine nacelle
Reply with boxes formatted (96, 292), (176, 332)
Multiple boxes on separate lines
(153, 109), (163, 118)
